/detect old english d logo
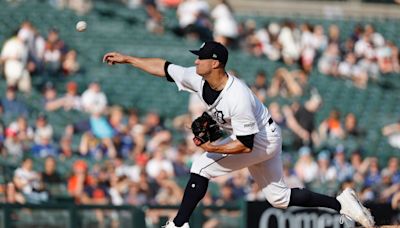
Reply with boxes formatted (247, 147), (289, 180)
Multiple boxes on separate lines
(214, 110), (226, 124)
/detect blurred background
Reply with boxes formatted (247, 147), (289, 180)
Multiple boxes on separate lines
(0, 0), (399, 227)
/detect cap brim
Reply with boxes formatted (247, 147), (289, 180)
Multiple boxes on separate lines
(190, 50), (201, 56)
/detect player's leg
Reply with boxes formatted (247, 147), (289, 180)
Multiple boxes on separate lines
(248, 152), (375, 227)
(171, 136), (276, 227)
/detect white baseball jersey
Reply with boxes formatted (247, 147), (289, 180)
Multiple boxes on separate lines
(167, 65), (271, 134)
(167, 64), (291, 209)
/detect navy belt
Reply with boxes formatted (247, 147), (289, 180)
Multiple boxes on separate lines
(268, 117), (273, 125)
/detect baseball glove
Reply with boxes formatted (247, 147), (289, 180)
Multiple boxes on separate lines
(191, 112), (223, 146)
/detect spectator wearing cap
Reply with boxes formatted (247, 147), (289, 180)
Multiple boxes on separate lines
(42, 82), (61, 111)
(51, 81), (82, 111)
(68, 160), (94, 203)
(377, 168), (400, 205)
(31, 128), (58, 158)
(4, 127), (24, 160)
(316, 150), (337, 182)
(1, 86), (28, 122)
(333, 145), (353, 182)
(294, 146), (318, 184)
(7, 116), (34, 152)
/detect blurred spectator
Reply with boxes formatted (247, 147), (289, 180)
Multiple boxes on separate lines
(62, 50), (80, 75)
(33, 114), (53, 144)
(312, 25), (328, 53)
(211, 0), (238, 47)
(79, 131), (115, 160)
(349, 150), (369, 185)
(0, 29), (31, 93)
(382, 119), (400, 149)
(337, 52), (369, 89)
(294, 146), (318, 183)
(67, 0), (93, 15)
(299, 23), (316, 73)
(318, 108), (345, 142)
(146, 147), (174, 179)
(309, 150), (338, 195)
(81, 81), (108, 115)
(278, 20), (300, 65)
(58, 136), (75, 160)
(44, 28), (67, 75)
(250, 70), (268, 103)
(254, 22), (281, 61)
(13, 157), (48, 203)
(268, 68), (309, 98)
(42, 82), (61, 111)
(31, 128), (58, 158)
(7, 116), (34, 151)
(127, 109), (146, 157)
(144, 0), (164, 34)
(41, 156), (63, 184)
(268, 102), (286, 128)
(378, 169), (400, 205)
(172, 142), (190, 177)
(364, 157), (381, 187)
(154, 170), (183, 205)
(282, 161), (303, 188)
(344, 112), (364, 138)
(382, 157), (400, 184)
(4, 127), (24, 160)
(58, 81), (82, 111)
(333, 145), (353, 182)
(283, 94), (322, 149)
(28, 25), (46, 75)
(175, 0), (211, 41)
(1, 86), (29, 122)
(315, 150), (337, 182)
(318, 43), (340, 76)
(68, 160), (93, 203)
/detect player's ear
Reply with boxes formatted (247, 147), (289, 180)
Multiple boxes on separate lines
(212, 60), (222, 69)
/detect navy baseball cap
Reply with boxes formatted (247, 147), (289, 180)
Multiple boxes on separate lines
(190, 41), (228, 65)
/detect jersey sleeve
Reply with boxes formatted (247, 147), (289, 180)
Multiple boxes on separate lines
(166, 64), (203, 93)
(230, 91), (259, 136)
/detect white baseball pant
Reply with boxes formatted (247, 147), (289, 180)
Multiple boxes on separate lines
(191, 122), (291, 209)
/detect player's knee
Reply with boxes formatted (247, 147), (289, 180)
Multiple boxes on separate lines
(266, 195), (289, 209)
(190, 162), (212, 179)
(264, 188), (290, 209)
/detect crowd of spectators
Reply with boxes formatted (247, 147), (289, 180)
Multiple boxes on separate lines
(0, 0), (399, 227)
(0, 21), (80, 94)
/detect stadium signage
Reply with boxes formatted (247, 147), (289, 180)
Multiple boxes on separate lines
(247, 202), (353, 228)
(258, 207), (352, 228)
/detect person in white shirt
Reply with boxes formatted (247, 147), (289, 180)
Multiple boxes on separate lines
(81, 81), (107, 115)
(103, 41), (375, 228)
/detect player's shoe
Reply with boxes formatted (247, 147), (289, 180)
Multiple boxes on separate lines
(162, 221), (190, 228)
(336, 188), (375, 228)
